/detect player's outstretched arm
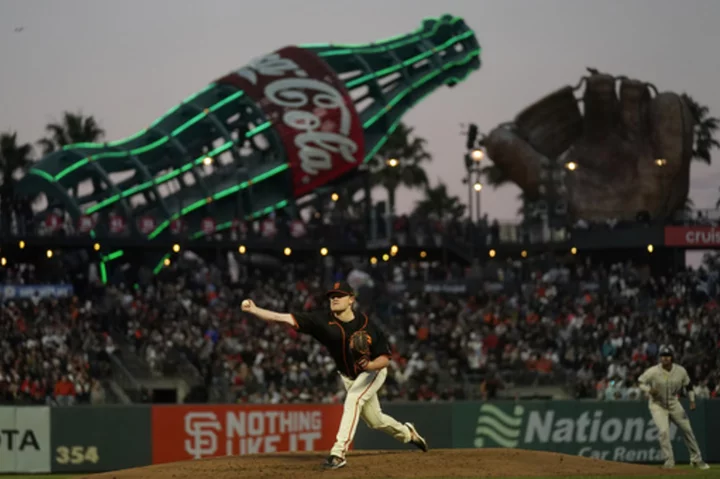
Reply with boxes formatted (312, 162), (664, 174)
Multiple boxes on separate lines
(681, 369), (697, 408)
(637, 368), (656, 396)
(241, 299), (295, 327)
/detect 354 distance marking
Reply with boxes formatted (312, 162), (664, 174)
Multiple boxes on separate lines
(55, 445), (100, 465)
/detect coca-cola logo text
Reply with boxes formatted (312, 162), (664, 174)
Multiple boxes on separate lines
(216, 47), (364, 197)
(265, 79), (358, 175)
(235, 52), (358, 178)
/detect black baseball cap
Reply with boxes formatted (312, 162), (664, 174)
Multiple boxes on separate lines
(326, 281), (355, 297)
(659, 346), (673, 357)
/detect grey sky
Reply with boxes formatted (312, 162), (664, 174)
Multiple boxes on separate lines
(1, 0), (719, 224)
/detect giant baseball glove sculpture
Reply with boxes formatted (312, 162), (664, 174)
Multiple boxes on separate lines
(482, 68), (696, 221)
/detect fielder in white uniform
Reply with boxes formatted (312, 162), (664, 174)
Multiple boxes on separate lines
(638, 346), (710, 470)
(241, 280), (428, 470)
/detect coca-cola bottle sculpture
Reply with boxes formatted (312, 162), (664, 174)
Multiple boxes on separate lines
(19, 15), (480, 248)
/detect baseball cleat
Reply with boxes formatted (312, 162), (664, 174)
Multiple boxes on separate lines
(692, 461), (710, 470)
(405, 422), (428, 452)
(322, 455), (347, 470)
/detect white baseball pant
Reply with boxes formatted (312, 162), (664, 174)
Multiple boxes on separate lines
(329, 367), (412, 459)
(648, 401), (703, 465)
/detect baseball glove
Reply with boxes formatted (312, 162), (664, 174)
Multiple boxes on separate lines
(349, 330), (372, 357)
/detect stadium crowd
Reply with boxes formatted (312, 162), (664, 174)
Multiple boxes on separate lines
(0, 266), (114, 405)
(2, 241), (720, 405)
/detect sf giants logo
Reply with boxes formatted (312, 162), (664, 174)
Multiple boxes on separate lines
(184, 412), (221, 459)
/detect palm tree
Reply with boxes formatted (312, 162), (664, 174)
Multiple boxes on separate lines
(516, 192), (526, 217)
(477, 160), (526, 219)
(331, 182), (365, 219)
(0, 132), (34, 232)
(475, 133), (512, 190)
(480, 164), (512, 188)
(37, 111), (106, 155)
(369, 123), (431, 214)
(682, 196), (695, 214)
(681, 94), (719, 165)
(37, 112), (106, 197)
(680, 95), (720, 209)
(414, 182), (466, 221)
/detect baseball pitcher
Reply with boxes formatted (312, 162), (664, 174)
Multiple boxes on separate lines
(637, 346), (710, 470)
(241, 281), (428, 470)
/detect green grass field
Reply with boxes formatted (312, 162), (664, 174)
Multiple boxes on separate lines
(1, 468), (718, 479)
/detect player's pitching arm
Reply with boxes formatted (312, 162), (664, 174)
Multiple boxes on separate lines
(241, 299), (295, 327)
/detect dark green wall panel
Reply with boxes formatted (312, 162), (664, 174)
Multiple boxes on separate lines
(353, 402), (453, 450)
(50, 406), (152, 473)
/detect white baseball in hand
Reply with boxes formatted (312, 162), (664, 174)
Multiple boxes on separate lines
(241, 299), (254, 311)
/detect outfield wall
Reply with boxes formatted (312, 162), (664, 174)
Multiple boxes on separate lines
(0, 400), (716, 474)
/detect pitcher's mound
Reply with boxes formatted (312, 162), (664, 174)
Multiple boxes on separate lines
(81, 449), (687, 478)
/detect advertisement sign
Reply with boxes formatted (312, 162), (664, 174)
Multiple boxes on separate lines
(1, 284), (74, 300)
(384, 278), (593, 296)
(151, 404), (343, 464)
(664, 226), (720, 247)
(290, 219), (306, 238)
(138, 216), (157, 235)
(386, 279), (483, 295)
(50, 406), (152, 473)
(44, 213), (61, 231)
(77, 215), (95, 233)
(170, 218), (185, 235)
(201, 217), (216, 235)
(216, 46), (365, 198)
(109, 214), (126, 233)
(453, 400), (706, 464)
(0, 407), (51, 473)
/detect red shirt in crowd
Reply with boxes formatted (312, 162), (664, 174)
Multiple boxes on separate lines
(54, 379), (75, 397)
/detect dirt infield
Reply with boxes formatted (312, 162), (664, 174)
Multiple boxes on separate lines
(81, 449), (686, 478)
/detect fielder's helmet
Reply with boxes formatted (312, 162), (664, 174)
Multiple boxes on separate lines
(659, 346), (674, 357)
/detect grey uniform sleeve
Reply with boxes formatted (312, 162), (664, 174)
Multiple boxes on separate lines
(682, 368), (696, 403)
(638, 367), (653, 394)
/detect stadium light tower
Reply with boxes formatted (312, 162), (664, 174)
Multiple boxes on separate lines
(463, 123), (486, 224)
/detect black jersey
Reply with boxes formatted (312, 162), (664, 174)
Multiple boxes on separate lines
(290, 309), (391, 379)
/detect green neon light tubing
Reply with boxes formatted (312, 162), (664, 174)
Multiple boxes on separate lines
(149, 48), (479, 274)
(24, 15), (479, 280)
(38, 16), (478, 196)
(152, 199), (289, 274)
(61, 84), (215, 150)
(29, 16), (478, 218)
(48, 90), (245, 182)
(142, 46), (480, 242)
(299, 15), (465, 50)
